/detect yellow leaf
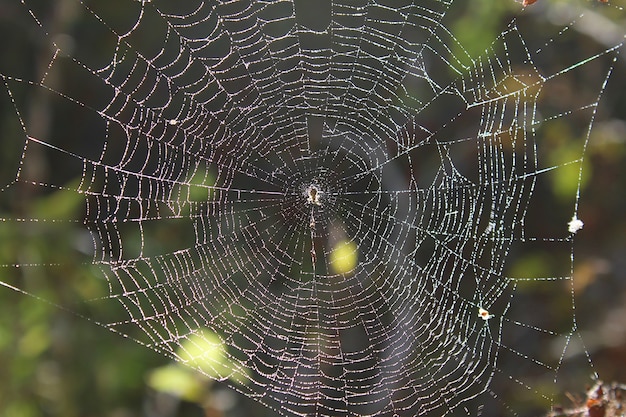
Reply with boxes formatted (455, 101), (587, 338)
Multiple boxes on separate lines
(329, 240), (358, 274)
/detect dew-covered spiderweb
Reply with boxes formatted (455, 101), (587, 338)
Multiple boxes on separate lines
(1, 0), (625, 416)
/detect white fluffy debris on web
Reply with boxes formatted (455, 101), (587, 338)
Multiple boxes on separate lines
(568, 215), (584, 234)
(478, 307), (495, 321)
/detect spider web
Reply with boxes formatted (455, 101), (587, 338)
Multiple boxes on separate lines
(1, 0), (624, 416)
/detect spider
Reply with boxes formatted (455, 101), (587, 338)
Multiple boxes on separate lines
(306, 185), (322, 206)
